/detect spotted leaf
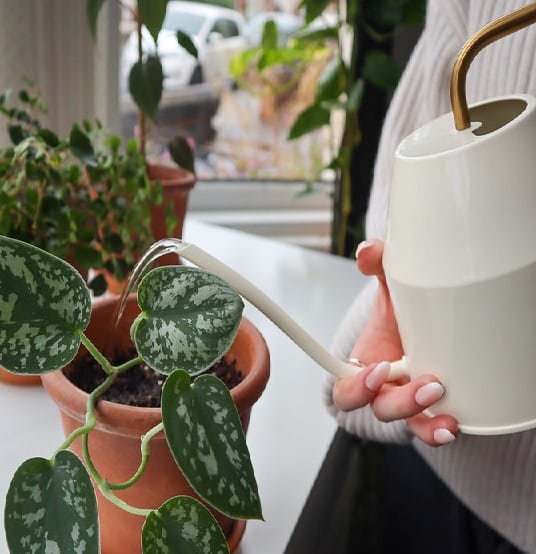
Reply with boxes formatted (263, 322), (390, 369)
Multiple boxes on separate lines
(5, 450), (99, 554)
(131, 266), (244, 376)
(142, 496), (228, 554)
(162, 370), (262, 520)
(0, 236), (91, 374)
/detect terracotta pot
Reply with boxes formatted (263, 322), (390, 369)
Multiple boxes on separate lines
(41, 295), (269, 554)
(0, 367), (41, 386)
(147, 162), (196, 267)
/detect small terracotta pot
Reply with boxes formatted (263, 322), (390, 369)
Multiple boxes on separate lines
(147, 162), (196, 267)
(0, 367), (41, 386)
(41, 295), (269, 554)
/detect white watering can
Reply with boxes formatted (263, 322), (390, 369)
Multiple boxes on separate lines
(383, 2), (536, 435)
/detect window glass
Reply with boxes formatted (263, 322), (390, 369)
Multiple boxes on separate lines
(162, 11), (205, 35)
(119, 3), (340, 183)
(211, 19), (240, 38)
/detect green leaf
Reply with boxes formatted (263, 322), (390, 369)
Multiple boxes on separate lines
(362, 50), (401, 91)
(229, 49), (257, 79)
(288, 104), (330, 140)
(129, 55), (164, 121)
(168, 136), (195, 174)
(142, 496), (229, 554)
(261, 20), (279, 50)
(37, 127), (60, 147)
(346, 78), (365, 114)
(162, 370), (262, 519)
(5, 451), (99, 554)
(293, 25), (339, 43)
(316, 57), (345, 102)
(301, 0), (331, 24)
(138, 0), (169, 44)
(0, 236), (91, 374)
(176, 30), (198, 58)
(73, 244), (104, 269)
(7, 124), (25, 145)
(132, 266), (243, 375)
(401, 0), (426, 27)
(86, 0), (106, 39)
(70, 124), (98, 167)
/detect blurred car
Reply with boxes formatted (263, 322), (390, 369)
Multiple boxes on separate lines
(121, 1), (247, 91)
(243, 11), (304, 47)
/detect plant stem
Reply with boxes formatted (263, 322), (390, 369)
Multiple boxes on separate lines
(136, 13), (146, 157)
(53, 372), (116, 455)
(115, 355), (144, 374)
(79, 333), (116, 375)
(107, 422), (164, 490)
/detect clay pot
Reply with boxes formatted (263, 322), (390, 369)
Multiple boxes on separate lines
(147, 162), (196, 267)
(0, 367), (41, 386)
(41, 295), (269, 554)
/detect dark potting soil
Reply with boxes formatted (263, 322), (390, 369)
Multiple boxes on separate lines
(64, 350), (243, 408)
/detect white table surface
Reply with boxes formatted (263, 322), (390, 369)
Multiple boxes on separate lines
(0, 219), (366, 553)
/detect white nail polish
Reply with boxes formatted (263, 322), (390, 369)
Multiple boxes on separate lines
(355, 240), (374, 260)
(415, 382), (445, 406)
(434, 428), (456, 445)
(365, 361), (391, 391)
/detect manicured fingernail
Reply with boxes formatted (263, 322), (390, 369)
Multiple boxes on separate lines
(415, 382), (445, 406)
(434, 428), (456, 445)
(365, 361), (391, 391)
(355, 240), (374, 260)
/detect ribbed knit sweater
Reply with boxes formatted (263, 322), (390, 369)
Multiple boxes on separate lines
(324, 1), (536, 552)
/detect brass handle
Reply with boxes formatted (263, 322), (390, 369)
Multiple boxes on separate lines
(451, 2), (536, 131)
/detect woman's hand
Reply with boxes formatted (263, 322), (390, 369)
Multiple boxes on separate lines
(333, 240), (459, 446)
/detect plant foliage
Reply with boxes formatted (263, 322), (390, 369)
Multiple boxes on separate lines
(0, 87), (168, 295)
(0, 236), (260, 553)
(87, 0), (195, 172)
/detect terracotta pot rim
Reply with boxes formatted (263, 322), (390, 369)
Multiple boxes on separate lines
(146, 162), (196, 190)
(41, 297), (270, 437)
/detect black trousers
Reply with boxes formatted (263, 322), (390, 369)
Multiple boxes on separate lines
(285, 429), (524, 554)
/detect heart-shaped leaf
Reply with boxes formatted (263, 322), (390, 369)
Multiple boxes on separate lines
(0, 236), (91, 374)
(142, 496), (229, 554)
(162, 370), (262, 520)
(5, 450), (99, 554)
(70, 124), (98, 167)
(129, 56), (164, 121)
(168, 136), (195, 174)
(139, 0), (169, 44)
(131, 266), (243, 376)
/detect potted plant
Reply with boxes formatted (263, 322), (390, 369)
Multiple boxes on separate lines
(1, 234), (270, 553)
(88, 0), (197, 253)
(0, 85), (170, 296)
(0, 85), (177, 384)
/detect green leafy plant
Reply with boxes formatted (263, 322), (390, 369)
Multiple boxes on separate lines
(231, 0), (425, 255)
(1, 235), (262, 553)
(87, 0), (195, 173)
(0, 86), (169, 296)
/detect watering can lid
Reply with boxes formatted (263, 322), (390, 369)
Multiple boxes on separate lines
(396, 93), (536, 159)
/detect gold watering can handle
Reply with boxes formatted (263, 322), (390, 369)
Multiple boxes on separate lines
(451, 2), (536, 130)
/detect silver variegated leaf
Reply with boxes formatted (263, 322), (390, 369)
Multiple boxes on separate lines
(5, 450), (99, 554)
(142, 496), (229, 554)
(162, 370), (262, 520)
(131, 266), (244, 376)
(0, 236), (91, 374)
